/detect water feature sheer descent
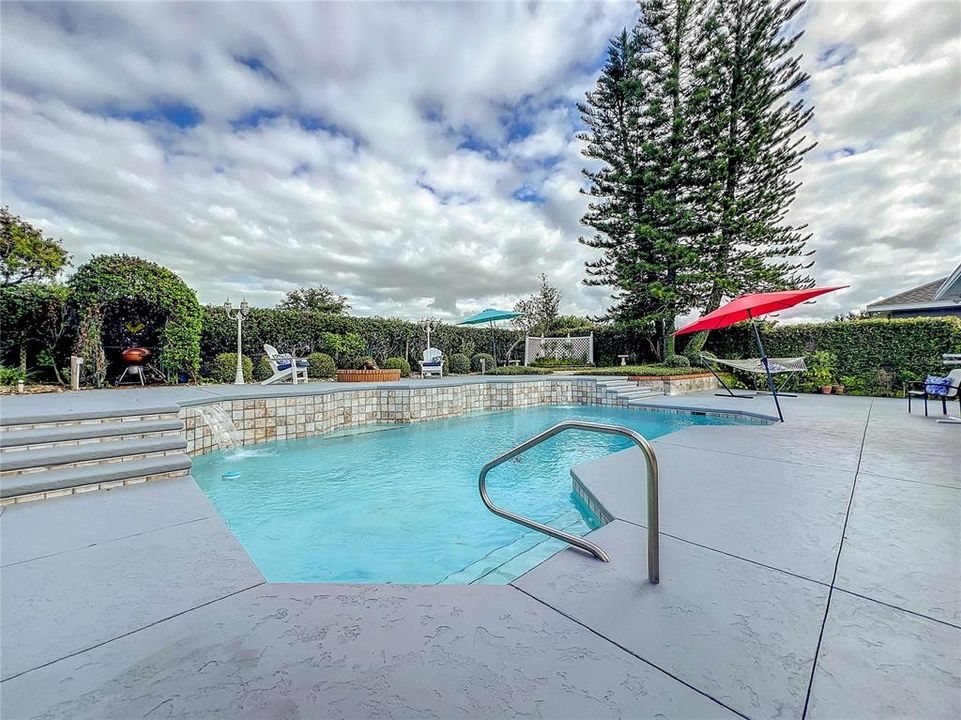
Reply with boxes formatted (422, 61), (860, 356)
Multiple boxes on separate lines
(194, 404), (241, 451)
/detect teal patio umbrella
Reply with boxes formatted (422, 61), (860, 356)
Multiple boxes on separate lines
(457, 308), (522, 368)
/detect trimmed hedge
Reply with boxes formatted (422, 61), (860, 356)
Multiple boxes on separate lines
(209, 353), (252, 383)
(200, 307), (521, 368)
(471, 353), (495, 372)
(583, 364), (711, 377)
(383, 356), (411, 377)
(448, 353), (470, 374)
(704, 317), (961, 390)
(307, 352), (337, 378)
(488, 365), (553, 375)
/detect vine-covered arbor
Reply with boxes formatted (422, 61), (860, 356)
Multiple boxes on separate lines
(69, 255), (202, 385)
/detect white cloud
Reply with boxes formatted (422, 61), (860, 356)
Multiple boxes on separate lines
(1, 0), (957, 325)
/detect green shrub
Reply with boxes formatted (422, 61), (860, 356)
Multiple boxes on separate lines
(209, 353), (252, 383)
(799, 350), (837, 392)
(706, 317), (961, 394)
(320, 332), (367, 369)
(471, 353), (495, 372)
(664, 354), (691, 368)
(583, 364), (709, 377)
(253, 356), (274, 382)
(307, 352), (337, 378)
(448, 353), (470, 374)
(383, 356), (411, 377)
(488, 365), (553, 375)
(0, 365), (28, 385)
(70, 254), (202, 384)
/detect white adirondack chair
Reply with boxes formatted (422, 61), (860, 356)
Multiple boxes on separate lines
(419, 348), (443, 378)
(261, 344), (309, 385)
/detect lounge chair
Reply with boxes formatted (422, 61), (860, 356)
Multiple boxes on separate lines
(419, 348), (443, 378)
(261, 344), (309, 385)
(906, 366), (961, 417)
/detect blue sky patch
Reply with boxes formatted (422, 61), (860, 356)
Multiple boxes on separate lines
(105, 101), (203, 129)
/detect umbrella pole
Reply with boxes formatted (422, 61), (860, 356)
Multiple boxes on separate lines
(749, 310), (784, 422)
(490, 321), (497, 368)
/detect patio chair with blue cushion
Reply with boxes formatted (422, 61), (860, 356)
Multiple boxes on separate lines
(261, 344), (309, 385)
(906, 368), (961, 417)
(419, 348), (443, 378)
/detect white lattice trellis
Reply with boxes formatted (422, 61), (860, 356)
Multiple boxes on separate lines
(524, 333), (594, 366)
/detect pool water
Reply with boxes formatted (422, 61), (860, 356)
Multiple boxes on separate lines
(192, 404), (747, 585)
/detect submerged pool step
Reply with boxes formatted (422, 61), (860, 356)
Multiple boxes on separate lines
(439, 510), (586, 585)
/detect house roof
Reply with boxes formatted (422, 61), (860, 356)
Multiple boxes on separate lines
(866, 261), (961, 313)
(869, 277), (947, 307)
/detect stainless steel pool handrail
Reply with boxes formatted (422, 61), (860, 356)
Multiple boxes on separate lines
(478, 420), (659, 584)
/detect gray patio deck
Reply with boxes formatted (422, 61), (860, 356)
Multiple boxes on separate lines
(1, 386), (958, 719)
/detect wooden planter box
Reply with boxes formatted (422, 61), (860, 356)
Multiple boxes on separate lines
(336, 369), (402, 383)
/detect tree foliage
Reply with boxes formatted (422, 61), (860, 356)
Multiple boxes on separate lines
(279, 285), (350, 314)
(1, 206), (69, 287)
(579, 0), (815, 356)
(513, 274), (562, 337)
(69, 255), (203, 385)
(692, 0), (815, 311)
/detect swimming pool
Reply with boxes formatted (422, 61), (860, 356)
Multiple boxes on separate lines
(192, 404), (751, 585)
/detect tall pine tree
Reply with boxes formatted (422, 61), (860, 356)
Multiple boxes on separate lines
(578, 0), (816, 358)
(684, 0), (815, 354)
(578, 2), (707, 358)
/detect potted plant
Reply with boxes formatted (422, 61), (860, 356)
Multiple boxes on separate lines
(804, 351), (837, 394)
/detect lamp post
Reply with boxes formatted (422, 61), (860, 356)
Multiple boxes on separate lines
(224, 298), (250, 385)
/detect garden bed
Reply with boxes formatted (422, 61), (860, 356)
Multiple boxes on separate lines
(627, 372), (713, 381)
(336, 369), (401, 382)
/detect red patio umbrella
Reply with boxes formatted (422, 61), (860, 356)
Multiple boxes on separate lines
(675, 286), (846, 421)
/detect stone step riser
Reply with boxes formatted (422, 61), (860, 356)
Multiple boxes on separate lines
(0, 449), (186, 478)
(0, 413), (180, 433)
(0, 468), (190, 507)
(1, 430), (183, 453)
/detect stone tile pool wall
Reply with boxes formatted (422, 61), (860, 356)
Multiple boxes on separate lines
(181, 379), (626, 456)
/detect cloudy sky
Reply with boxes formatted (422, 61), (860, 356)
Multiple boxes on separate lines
(2, 1), (958, 324)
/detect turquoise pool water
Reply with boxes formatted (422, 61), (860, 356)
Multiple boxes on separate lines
(193, 404), (748, 585)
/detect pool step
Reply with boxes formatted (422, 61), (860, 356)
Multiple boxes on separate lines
(0, 436), (187, 476)
(439, 511), (585, 585)
(0, 419), (184, 452)
(0, 455), (192, 504)
(0, 408), (192, 504)
(596, 378), (662, 403)
(0, 407), (181, 432)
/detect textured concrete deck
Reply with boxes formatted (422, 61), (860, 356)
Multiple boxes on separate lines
(1, 387), (958, 719)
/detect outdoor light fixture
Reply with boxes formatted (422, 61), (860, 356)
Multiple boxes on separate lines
(224, 298), (250, 385)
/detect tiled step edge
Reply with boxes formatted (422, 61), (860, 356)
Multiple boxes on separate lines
(0, 419), (184, 450)
(0, 436), (187, 474)
(0, 455), (192, 504)
(0, 405), (182, 429)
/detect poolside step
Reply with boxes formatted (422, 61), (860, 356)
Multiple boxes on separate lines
(0, 409), (181, 432)
(619, 388), (661, 400)
(0, 455), (192, 503)
(0, 419), (184, 452)
(0, 436), (187, 477)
